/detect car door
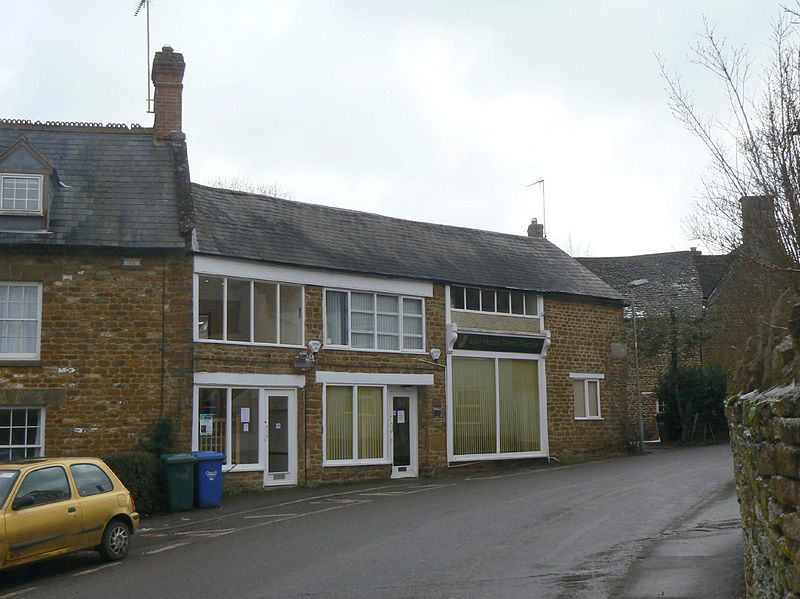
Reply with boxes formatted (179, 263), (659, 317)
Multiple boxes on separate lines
(4, 465), (82, 564)
(68, 462), (117, 549)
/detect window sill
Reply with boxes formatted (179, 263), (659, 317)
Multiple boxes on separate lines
(195, 339), (305, 349)
(323, 459), (391, 468)
(574, 417), (603, 421)
(0, 359), (42, 368)
(449, 450), (547, 462)
(324, 346), (427, 355)
(221, 464), (262, 473)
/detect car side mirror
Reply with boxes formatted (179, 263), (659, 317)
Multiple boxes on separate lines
(12, 495), (35, 510)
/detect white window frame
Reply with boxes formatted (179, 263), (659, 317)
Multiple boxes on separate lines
(0, 174), (43, 214)
(449, 285), (542, 318)
(0, 407), (45, 459)
(447, 350), (549, 462)
(0, 282), (42, 360)
(194, 274), (305, 347)
(322, 383), (391, 467)
(323, 288), (426, 353)
(570, 372), (604, 420)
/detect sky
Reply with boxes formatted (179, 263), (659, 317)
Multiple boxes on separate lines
(0, 1), (786, 257)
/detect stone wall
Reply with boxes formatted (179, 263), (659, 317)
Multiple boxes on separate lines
(544, 297), (630, 457)
(0, 247), (194, 455)
(726, 385), (800, 597)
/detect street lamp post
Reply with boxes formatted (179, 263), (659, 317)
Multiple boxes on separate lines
(628, 278), (648, 454)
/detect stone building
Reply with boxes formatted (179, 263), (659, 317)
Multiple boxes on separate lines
(578, 250), (731, 439)
(2, 46), (631, 488)
(188, 189), (628, 488)
(0, 47), (194, 459)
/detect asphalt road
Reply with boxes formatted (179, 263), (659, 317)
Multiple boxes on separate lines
(0, 444), (741, 598)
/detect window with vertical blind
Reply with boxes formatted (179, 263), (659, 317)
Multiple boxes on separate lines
(452, 357), (541, 457)
(324, 385), (388, 465)
(324, 289), (424, 352)
(571, 373), (603, 419)
(0, 283), (41, 359)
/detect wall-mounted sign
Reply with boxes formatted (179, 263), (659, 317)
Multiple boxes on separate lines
(454, 333), (545, 354)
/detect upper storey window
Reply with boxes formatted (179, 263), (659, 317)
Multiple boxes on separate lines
(196, 276), (304, 346)
(1, 175), (42, 213)
(451, 285), (539, 317)
(325, 290), (424, 351)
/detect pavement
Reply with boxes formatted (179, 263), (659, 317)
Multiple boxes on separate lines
(137, 448), (747, 599)
(612, 476), (746, 598)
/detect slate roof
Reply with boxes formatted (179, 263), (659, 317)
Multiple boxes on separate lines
(0, 122), (184, 249)
(191, 184), (624, 303)
(577, 251), (719, 317)
(693, 252), (735, 300)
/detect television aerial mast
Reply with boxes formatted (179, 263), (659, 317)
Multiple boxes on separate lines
(133, 0), (154, 114)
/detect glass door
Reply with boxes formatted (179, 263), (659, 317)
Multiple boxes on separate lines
(262, 390), (297, 486)
(390, 388), (418, 478)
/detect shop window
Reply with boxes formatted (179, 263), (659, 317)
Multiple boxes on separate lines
(324, 385), (387, 465)
(452, 357), (540, 457)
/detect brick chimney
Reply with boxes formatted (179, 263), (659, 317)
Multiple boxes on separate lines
(527, 218), (544, 238)
(152, 46), (185, 142)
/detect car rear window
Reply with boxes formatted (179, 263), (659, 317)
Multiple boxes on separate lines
(70, 463), (114, 496)
(0, 470), (19, 507)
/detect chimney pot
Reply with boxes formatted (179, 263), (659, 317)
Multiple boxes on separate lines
(162, 45), (174, 53)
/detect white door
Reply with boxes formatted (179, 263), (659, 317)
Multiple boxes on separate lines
(390, 388), (418, 479)
(261, 389), (297, 486)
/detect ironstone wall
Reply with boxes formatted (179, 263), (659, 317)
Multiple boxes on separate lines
(726, 386), (800, 597)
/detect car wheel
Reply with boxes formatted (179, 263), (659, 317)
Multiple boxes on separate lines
(98, 519), (131, 561)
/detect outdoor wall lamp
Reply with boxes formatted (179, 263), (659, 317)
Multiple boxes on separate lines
(429, 348), (441, 361)
(307, 340), (322, 354)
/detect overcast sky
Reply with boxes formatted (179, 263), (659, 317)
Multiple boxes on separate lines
(0, 1), (785, 257)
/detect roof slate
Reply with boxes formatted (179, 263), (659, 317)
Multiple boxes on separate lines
(0, 124), (184, 249)
(577, 251), (710, 317)
(191, 184), (624, 303)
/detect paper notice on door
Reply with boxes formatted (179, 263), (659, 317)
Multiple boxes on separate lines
(243, 422), (249, 432)
(397, 410), (405, 424)
(241, 407), (250, 423)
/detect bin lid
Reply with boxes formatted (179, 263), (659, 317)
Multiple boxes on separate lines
(191, 451), (225, 461)
(160, 453), (198, 464)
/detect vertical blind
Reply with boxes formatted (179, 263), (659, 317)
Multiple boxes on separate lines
(326, 386), (354, 460)
(325, 385), (385, 461)
(452, 358), (496, 455)
(453, 357), (540, 456)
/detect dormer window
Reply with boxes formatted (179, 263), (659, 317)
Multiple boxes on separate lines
(1, 174), (42, 213)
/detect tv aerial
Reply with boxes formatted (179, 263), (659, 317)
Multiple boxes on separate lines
(134, 0), (154, 114)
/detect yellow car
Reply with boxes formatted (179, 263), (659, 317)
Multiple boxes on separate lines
(0, 457), (139, 569)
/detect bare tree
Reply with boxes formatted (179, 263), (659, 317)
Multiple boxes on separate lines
(205, 175), (294, 200)
(658, 10), (800, 269)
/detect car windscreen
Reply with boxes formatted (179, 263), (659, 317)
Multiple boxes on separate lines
(0, 470), (20, 507)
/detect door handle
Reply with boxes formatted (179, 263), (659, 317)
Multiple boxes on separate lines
(67, 507), (76, 513)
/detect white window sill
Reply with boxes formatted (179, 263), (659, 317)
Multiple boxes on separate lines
(574, 417), (603, 421)
(449, 450), (547, 462)
(324, 346), (427, 355)
(450, 308), (540, 319)
(195, 338), (305, 349)
(222, 464), (262, 473)
(323, 459), (391, 467)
